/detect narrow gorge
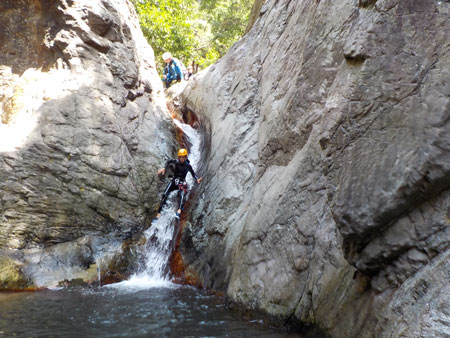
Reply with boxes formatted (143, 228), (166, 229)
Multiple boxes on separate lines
(1, 0), (449, 337)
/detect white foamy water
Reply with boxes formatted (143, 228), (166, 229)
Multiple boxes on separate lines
(109, 119), (202, 291)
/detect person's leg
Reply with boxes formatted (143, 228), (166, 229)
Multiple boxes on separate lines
(176, 187), (187, 217)
(157, 180), (176, 216)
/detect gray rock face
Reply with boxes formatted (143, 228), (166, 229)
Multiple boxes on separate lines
(179, 0), (450, 336)
(0, 0), (174, 286)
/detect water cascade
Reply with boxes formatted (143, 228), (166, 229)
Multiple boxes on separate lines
(111, 119), (202, 289)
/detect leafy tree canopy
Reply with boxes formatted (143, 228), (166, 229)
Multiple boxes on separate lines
(200, 0), (253, 56)
(131, 0), (253, 72)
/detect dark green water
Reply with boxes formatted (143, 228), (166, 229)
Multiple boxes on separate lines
(0, 285), (301, 338)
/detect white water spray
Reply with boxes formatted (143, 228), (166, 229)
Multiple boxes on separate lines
(109, 119), (202, 291)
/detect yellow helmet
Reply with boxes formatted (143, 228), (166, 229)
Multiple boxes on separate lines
(178, 148), (188, 157)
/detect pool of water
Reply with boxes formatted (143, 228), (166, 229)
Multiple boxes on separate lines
(0, 284), (301, 337)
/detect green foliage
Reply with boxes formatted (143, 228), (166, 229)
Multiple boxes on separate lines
(200, 0), (253, 57)
(131, 0), (198, 71)
(131, 0), (252, 72)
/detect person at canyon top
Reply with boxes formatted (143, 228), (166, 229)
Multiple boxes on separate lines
(161, 52), (185, 88)
(156, 148), (203, 219)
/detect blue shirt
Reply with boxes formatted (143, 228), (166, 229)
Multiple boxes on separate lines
(164, 58), (184, 83)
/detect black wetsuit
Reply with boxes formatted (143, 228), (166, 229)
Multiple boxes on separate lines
(158, 158), (199, 213)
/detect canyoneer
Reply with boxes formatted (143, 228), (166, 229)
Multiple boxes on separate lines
(156, 148), (202, 219)
(161, 52), (186, 88)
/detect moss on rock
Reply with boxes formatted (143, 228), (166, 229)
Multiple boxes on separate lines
(0, 256), (32, 290)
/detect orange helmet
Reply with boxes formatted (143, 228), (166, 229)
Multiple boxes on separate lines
(178, 148), (188, 157)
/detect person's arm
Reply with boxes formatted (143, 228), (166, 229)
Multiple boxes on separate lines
(164, 65), (171, 80)
(187, 163), (202, 183)
(167, 65), (175, 82)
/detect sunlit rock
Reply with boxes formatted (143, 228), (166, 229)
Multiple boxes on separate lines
(0, 256), (31, 290)
(0, 0), (175, 287)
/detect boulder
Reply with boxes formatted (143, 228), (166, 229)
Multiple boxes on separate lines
(0, 255), (31, 290)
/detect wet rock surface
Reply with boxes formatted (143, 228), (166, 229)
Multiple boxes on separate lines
(0, 0), (175, 287)
(179, 0), (450, 336)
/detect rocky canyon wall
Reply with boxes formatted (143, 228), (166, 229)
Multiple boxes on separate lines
(0, 0), (174, 287)
(179, 0), (450, 336)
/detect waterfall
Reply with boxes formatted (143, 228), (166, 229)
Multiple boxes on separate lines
(109, 119), (202, 290)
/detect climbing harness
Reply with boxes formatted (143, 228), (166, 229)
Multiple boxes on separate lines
(174, 178), (188, 192)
